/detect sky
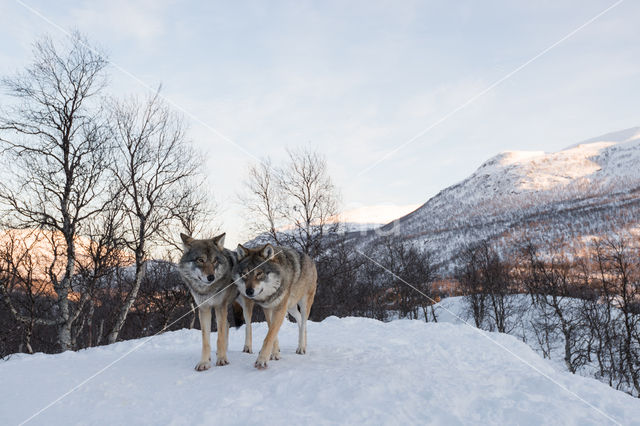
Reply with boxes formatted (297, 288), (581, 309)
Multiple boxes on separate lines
(1, 0), (639, 245)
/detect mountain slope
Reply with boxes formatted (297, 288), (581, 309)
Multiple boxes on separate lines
(374, 127), (640, 269)
(1, 318), (638, 425)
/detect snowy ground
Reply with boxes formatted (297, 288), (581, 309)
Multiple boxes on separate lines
(1, 317), (639, 425)
(433, 295), (636, 385)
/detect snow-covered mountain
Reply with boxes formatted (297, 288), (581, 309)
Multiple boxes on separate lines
(2, 316), (638, 425)
(370, 127), (640, 270)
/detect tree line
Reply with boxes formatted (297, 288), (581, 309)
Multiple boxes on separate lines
(0, 33), (212, 354)
(455, 235), (640, 398)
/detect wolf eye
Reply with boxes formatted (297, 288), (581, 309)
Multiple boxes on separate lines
(196, 258), (204, 264)
(212, 258), (218, 265)
(256, 270), (264, 279)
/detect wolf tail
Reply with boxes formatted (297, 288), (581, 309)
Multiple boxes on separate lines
(232, 300), (245, 328)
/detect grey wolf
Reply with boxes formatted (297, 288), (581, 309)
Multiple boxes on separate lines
(234, 243), (317, 369)
(178, 233), (254, 371)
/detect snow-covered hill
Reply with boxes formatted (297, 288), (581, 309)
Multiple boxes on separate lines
(370, 127), (640, 270)
(2, 318), (639, 425)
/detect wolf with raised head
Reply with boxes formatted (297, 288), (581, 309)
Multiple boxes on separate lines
(178, 233), (254, 371)
(234, 243), (317, 369)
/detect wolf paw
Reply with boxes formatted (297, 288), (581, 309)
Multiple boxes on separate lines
(216, 357), (229, 366)
(242, 345), (252, 354)
(270, 351), (281, 361)
(255, 358), (268, 369)
(296, 347), (306, 355)
(195, 360), (211, 371)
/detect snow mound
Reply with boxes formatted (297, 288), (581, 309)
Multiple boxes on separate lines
(474, 140), (622, 192)
(1, 318), (638, 425)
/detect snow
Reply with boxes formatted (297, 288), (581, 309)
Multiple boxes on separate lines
(369, 126), (640, 270)
(432, 295), (640, 397)
(2, 317), (639, 425)
(473, 140), (621, 192)
(497, 150), (546, 165)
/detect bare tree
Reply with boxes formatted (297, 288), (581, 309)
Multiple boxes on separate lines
(456, 245), (487, 328)
(0, 33), (110, 351)
(240, 159), (284, 244)
(598, 236), (640, 395)
(74, 193), (128, 348)
(279, 148), (339, 257)
(374, 236), (435, 320)
(134, 259), (192, 334)
(313, 234), (370, 319)
(106, 91), (203, 343)
(0, 229), (59, 353)
(161, 183), (218, 250)
(519, 240), (589, 373)
(241, 148), (340, 257)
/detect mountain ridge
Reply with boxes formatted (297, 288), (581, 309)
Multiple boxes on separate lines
(366, 126), (640, 271)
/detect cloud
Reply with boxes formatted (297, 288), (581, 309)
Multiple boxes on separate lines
(69, 0), (173, 44)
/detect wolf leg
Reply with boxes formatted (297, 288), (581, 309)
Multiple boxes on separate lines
(214, 304), (230, 366)
(288, 306), (302, 325)
(196, 306), (212, 371)
(287, 304), (305, 354)
(305, 287), (316, 319)
(256, 303), (287, 369)
(264, 307), (281, 360)
(239, 296), (254, 353)
(271, 339), (281, 360)
(295, 299), (307, 354)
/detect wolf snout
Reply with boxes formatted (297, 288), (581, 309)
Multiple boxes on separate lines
(207, 274), (215, 282)
(245, 288), (254, 296)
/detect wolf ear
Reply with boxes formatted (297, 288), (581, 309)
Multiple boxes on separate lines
(213, 233), (226, 250)
(236, 244), (248, 260)
(261, 244), (275, 260)
(180, 233), (194, 246)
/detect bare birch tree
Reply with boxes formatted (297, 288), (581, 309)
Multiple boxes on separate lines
(279, 148), (339, 256)
(239, 158), (284, 244)
(106, 91), (203, 343)
(241, 148), (339, 257)
(0, 33), (110, 351)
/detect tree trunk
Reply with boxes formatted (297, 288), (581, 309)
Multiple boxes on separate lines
(56, 233), (76, 351)
(96, 319), (105, 346)
(107, 257), (145, 344)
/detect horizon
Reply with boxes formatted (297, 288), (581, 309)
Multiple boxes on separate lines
(1, 1), (639, 245)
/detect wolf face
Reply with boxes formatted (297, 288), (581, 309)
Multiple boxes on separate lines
(178, 233), (231, 294)
(233, 244), (282, 302)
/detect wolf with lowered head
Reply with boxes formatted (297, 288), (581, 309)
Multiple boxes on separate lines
(234, 243), (317, 369)
(178, 233), (254, 371)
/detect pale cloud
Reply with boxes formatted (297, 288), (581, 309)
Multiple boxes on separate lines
(69, 0), (173, 44)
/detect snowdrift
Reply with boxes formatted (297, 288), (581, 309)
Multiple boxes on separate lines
(1, 318), (639, 425)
